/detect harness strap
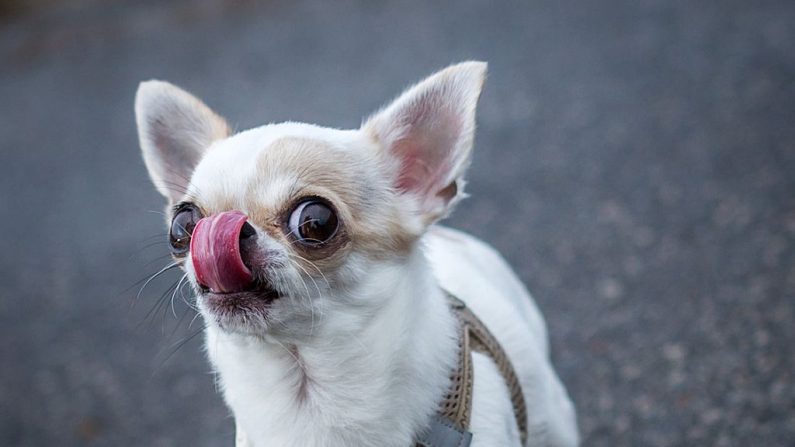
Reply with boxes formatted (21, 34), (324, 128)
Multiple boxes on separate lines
(416, 293), (528, 446)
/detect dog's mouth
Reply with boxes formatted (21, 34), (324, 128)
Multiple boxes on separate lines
(200, 279), (283, 318)
(187, 210), (293, 332)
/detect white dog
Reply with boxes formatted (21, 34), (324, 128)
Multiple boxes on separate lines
(135, 62), (578, 447)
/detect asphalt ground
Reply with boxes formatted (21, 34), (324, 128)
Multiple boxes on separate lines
(1, 1), (793, 445)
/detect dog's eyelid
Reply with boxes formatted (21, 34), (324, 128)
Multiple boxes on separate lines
(172, 201), (198, 215)
(172, 201), (189, 213)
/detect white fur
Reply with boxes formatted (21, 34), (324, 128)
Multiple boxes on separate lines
(136, 62), (579, 446)
(208, 249), (458, 447)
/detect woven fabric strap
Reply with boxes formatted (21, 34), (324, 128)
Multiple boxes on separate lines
(416, 293), (528, 446)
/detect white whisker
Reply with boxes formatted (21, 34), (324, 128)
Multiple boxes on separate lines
(170, 273), (189, 318)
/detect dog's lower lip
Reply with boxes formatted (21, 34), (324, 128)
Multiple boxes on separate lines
(202, 285), (282, 317)
(205, 287), (282, 302)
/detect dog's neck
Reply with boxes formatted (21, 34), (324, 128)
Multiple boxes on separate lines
(205, 246), (458, 447)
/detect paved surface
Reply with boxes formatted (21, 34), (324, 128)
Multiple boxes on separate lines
(1, 1), (793, 445)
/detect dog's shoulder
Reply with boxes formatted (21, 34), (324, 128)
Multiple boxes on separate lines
(423, 225), (549, 352)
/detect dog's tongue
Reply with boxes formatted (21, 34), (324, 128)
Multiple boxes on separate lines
(190, 211), (254, 294)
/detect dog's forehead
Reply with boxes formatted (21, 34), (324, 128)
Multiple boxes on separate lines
(188, 123), (373, 211)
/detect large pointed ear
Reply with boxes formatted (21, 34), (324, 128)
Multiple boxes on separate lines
(362, 61), (486, 224)
(135, 80), (229, 203)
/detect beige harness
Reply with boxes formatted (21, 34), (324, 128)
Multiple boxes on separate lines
(416, 293), (528, 447)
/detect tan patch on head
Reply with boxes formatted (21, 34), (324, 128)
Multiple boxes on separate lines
(245, 137), (416, 274)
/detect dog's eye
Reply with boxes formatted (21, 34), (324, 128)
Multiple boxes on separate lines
(288, 200), (338, 245)
(169, 204), (202, 256)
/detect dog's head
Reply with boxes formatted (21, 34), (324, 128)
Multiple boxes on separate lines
(135, 62), (486, 340)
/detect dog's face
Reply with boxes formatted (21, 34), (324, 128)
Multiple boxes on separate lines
(135, 62), (485, 340)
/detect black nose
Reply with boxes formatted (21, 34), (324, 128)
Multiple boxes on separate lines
(238, 221), (258, 271)
(239, 221), (257, 240)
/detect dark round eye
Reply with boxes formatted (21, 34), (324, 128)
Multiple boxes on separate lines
(169, 204), (202, 256)
(288, 200), (338, 245)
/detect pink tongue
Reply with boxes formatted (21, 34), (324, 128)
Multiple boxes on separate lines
(190, 211), (254, 293)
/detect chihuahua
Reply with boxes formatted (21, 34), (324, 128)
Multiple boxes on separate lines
(135, 62), (578, 447)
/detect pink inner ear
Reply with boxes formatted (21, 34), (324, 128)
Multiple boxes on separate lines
(393, 108), (461, 199)
(395, 140), (444, 194)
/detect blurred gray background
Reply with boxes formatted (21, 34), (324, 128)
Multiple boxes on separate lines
(1, 0), (793, 445)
